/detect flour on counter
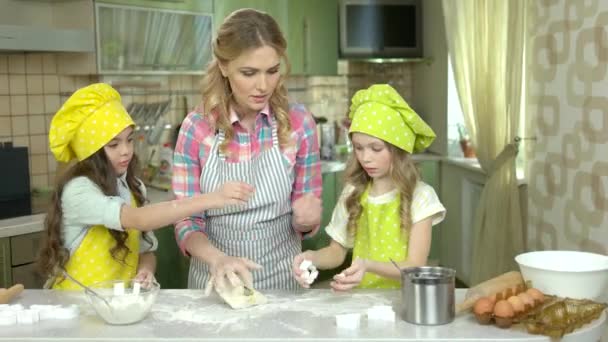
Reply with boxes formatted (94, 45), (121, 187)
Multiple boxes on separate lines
(153, 290), (393, 327)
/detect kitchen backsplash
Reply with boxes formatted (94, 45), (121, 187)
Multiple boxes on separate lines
(0, 52), (414, 191)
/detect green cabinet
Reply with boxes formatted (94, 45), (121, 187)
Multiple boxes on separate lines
(98, 0), (213, 13)
(154, 226), (190, 289)
(416, 160), (441, 263)
(286, 0), (338, 75)
(0, 238), (11, 288)
(213, 0), (338, 76)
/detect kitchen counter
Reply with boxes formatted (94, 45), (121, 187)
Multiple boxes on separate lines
(0, 289), (604, 341)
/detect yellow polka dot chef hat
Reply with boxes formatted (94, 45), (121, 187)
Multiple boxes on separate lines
(49, 83), (135, 162)
(348, 84), (436, 153)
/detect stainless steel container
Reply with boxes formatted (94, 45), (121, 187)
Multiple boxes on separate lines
(401, 266), (456, 325)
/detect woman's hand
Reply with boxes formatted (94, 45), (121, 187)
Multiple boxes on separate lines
(210, 255), (262, 290)
(330, 258), (367, 292)
(292, 251), (315, 288)
(292, 193), (321, 233)
(210, 181), (255, 208)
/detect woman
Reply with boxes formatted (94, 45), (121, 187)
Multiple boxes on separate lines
(173, 9), (322, 290)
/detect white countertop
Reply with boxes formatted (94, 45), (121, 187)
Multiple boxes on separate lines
(0, 289), (604, 341)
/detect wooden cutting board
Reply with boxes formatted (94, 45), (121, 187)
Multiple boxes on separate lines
(0, 284), (24, 304)
(456, 271), (524, 314)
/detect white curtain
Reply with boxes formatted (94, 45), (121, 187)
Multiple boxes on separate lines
(442, 0), (527, 285)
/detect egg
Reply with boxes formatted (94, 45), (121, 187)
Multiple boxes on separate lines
(517, 292), (535, 309)
(493, 300), (514, 318)
(526, 288), (545, 304)
(473, 297), (494, 324)
(506, 295), (525, 314)
(493, 300), (514, 328)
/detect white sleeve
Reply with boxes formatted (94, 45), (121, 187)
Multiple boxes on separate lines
(411, 182), (446, 226)
(62, 177), (126, 231)
(139, 231), (158, 253)
(325, 185), (355, 248)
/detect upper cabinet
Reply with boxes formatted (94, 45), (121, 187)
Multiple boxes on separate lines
(95, 2), (213, 74)
(286, 0), (338, 76)
(213, 0), (338, 76)
(0, 0), (95, 52)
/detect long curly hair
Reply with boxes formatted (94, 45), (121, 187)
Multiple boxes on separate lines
(344, 143), (420, 241)
(38, 149), (146, 284)
(200, 8), (292, 155)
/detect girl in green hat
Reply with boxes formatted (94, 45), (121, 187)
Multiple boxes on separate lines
(292, 84), (446, 290)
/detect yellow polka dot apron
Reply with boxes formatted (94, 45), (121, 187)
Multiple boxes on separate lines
(54, 197), (140, 290)
(353, 188), (408, 289)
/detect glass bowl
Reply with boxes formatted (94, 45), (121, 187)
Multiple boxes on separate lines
(85, 279), (160, 325)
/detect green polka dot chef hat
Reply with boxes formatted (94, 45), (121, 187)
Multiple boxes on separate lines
(49, 83), (135, 162)
(348, 84), (436, 153)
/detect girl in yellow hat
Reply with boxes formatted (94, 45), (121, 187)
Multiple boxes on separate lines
(292, 84), (446, 290)
(39, 83), (254, 289)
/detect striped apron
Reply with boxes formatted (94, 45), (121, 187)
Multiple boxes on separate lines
(189, 116), (300, 290)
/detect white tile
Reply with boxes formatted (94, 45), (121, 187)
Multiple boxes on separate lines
(11, 135), (29, 148)
(28, 115), (45, 134)
(44, 95), (60, 113)
(11, 115), (28, 135)
(59, 76), (75, 93)
(0, 96), (9, 116)
(0, 117), (11, 136)
(8, 54), (25, 74)
(41, 53), (57, 74)
(9, 75), (26, 95)
(0, 75), (8, 96)
(29, 134), (47, 154)
(10, 95), (28, 115)
(31, 174), (48, 190)
(28, 95), (45, 115)
(26, 75), (43, 95)
(25, 54), (43, 74)
(47, 154), (57, 173)
(0, 55), (7, 74)
(43, 75), (59, 94)
(30, 154), (48, 174)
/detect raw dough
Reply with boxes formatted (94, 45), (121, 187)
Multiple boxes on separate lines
(215, 284), (267, 310)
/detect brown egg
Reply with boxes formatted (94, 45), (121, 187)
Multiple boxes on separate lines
(517, 292), (535, 309)
(473, 297), (495, 324)
(474, 297), (495, 315)
(493, 300), (514, 318)
(493, 300), (514, 328)
(506, 295), (525, 314)
(526, 288), (545, 304)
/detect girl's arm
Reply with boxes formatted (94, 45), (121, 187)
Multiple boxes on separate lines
(135, 251), (157, 284)
(120, 181), (253, 232)
(331, 217), (432, 291)
(292, 240), (348, 288)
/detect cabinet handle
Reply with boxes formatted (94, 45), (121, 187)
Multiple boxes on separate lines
(302, 17), (309, 73)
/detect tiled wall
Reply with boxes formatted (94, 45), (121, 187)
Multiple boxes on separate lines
(0, 52), (414, 192)
(0, 53), (97, 190)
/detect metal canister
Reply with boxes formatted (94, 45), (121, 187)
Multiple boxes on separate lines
(401, 266), (456, 325)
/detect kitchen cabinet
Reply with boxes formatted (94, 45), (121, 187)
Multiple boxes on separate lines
(286, 0), (338, 76)
(154, 225), (189, 289)
(416, 159), (441, 263)
(97, 0), (212, 13)
(213, 0), (338, 76)
(0, 232), (45, 289)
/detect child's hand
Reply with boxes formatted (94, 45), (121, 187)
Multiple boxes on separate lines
(134, 268), (156, 289)
(330, 258), (367, 292)
(292, 193), (321, 233)
(292, 251), (314, 288)
(211, 181), (254, 208)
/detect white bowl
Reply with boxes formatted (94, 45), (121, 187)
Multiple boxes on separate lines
(86, 279), (159, 325)
(515, 250), (608, 300)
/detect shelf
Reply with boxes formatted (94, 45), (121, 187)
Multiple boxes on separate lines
(339, 57), (433, 65)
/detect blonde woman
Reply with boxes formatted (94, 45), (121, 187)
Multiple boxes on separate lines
(173, 9), (322, 290)
(292, 84), (446, 290)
